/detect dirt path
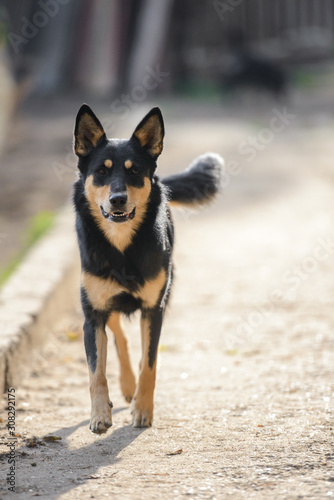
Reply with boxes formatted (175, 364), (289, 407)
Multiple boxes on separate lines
(1, 100), (334, 499)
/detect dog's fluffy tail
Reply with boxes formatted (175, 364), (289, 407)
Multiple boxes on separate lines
(162, 153), (223, 207)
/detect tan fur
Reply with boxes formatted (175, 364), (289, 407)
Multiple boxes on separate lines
(134, 115), (163, 156)
(100, 217), (138, 253)
(107, 313), (136, 402)
(82, 267), (166, 312)
(84, 175), (152, 253)
(88, 326), (112, 432)
(85, 176), (110, 208)
(130, 269), (167, 426)
(75, 113), (105, 156)
(104, 159), (113, 168)
(127, 177), (151, 211)
(168, 200), (192, 208)
(169, 199), (210, 208)
(131, 315), (157, 427)
(82, 272), (125, 310)
(124, 160), (133, 169)
(134, 268), (166, 308)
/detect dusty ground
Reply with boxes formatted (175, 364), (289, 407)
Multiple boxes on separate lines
(1, 93), (334, 499)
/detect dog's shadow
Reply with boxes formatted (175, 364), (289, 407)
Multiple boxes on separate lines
(17, 407), (147, 498)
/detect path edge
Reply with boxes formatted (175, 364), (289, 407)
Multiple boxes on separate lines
(0, 205), (80, 392)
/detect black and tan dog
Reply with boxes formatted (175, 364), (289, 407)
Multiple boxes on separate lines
(73, 105), (223, 433)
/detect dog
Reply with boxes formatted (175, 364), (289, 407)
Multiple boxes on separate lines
(223, 31), (287, 99)
(73, 104), (223, 433)
(224, 53), (287, 98)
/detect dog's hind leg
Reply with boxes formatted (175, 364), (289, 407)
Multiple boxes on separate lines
(83, 313), (113, 434)
(131, 307), (164, 427)
(107, 313), (136, 403)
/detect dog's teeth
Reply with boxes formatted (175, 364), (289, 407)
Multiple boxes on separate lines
(112, 212), (126, 217)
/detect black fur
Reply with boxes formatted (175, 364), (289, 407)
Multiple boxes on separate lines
(224, 54), (287, 97)
(162, 153), (223, 206)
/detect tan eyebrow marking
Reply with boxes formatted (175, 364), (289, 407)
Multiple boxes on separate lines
(124, 160), (133, 169)
(104, 159), (113, 168)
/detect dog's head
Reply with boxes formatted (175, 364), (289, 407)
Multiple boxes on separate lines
(74, 104), (164, 225)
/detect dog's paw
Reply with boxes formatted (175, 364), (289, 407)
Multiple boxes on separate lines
(89, 400), (113, 434)
(131, 399), (153, 428)
(120, 372), (136, 403)
(131, 409), (153, 428)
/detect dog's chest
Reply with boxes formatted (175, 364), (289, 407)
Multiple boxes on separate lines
(81, 269), (166, 312)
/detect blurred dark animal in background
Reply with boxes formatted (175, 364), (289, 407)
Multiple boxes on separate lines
(223, 31), (288, 99)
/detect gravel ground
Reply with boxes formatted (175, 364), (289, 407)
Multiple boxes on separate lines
(1, 95), (334, 499)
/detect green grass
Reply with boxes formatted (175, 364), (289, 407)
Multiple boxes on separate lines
(0, 210), (55, 288)
(24, 210), (55, 248)
(291, 70), (318, 89)
(175, 80), (222, 101)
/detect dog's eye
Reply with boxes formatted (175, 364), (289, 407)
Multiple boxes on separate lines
(97, 168), (107, 176)
(130, 168), (140, 175)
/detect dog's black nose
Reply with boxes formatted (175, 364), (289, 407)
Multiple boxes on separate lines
(109, 193), (127, 209)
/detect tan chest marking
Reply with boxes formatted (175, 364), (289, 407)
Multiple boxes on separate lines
(82, 269), (167, 311)
(101, 221), (140, 253)
(82, 272), (126, 310)
(134, 269), (166, 308)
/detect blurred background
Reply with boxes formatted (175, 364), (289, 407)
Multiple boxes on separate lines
(0, 0), (334, 283)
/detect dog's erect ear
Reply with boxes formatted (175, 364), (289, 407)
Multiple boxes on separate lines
(132, 107), (164, 159)
(74, 104), (106, 157)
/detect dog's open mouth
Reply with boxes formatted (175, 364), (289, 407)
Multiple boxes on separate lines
(100, 206), (136, 223)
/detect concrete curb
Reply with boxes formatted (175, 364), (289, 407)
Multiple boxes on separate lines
(0, 205), (80, 392)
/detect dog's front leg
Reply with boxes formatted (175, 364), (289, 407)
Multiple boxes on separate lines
(131, 306), (164, 427)
(107, 313), (136, 404)
(83, 312), (113, 434)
